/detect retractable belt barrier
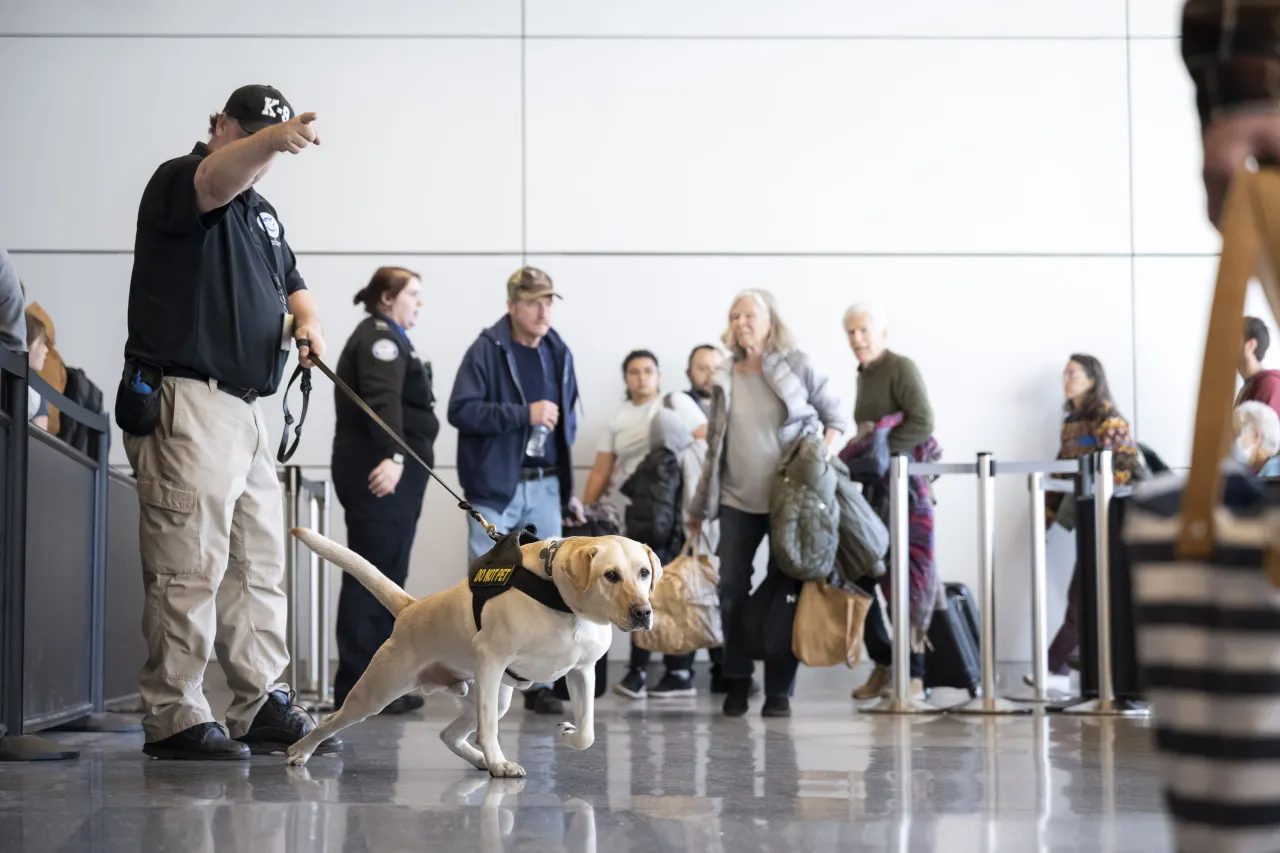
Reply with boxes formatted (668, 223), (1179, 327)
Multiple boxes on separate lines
(279, 466), (333, 711)
(859, 450), (1144, 717)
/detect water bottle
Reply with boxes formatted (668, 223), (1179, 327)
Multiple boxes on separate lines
(525, 424), (550, 459)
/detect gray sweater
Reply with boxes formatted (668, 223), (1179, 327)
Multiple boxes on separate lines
(690, 348), (849, 521)
(0, 249), (25, 353)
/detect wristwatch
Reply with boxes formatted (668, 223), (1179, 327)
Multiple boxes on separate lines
(391, 453), (405, 465)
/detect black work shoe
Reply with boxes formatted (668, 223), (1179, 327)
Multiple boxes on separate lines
(143, 722), (250, 761)
(379, 694), (426, 715)
(711, 673), (759, 697)
(612, 668), (647, 700)
(523, 687), (564, 715)
(761, 696), (791, 718)
(648, 671), (695, 698)
(235, 690), (343, 756)
(722, 680), (751, 717)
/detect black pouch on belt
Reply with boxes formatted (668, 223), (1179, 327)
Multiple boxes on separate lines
(114, 357), (163, 437)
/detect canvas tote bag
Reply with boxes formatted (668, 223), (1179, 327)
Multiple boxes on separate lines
(633, 537), (724, 656)
(1125, 166), (1280, 853)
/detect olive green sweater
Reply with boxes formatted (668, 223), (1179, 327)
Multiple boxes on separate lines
(854, 350), (934, 454)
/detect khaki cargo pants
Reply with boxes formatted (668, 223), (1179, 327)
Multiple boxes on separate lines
(123, 376), (291, 742)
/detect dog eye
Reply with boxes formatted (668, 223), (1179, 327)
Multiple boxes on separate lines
(639, 568), (651, 580)
(604, 570), (621, 583)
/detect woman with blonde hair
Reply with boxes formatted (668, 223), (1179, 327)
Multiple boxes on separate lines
(688, 288), (848, 717)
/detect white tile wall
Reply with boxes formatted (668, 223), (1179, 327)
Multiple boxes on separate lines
(526, 39), (1132, 254)
(0, 0), (520, 35)
(526, 1), (1126, 37)
(0, 38), (522, 252)
(1129, 38), (1218, 255)
(8, 0), (1237, 664)
(1127, 0), (1185, 36)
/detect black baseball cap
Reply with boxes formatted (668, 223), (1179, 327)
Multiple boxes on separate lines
(222, 84), (294, 134)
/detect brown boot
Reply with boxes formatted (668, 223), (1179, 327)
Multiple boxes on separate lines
(852, 665), (891, 700)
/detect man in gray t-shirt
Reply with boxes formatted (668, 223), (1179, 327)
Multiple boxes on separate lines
(0, 249), (26, 353)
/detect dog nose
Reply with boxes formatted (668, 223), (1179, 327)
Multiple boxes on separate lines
(629, 605), (652, 627)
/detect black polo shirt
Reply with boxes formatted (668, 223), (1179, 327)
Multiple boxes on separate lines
(124, 142), (306, 396)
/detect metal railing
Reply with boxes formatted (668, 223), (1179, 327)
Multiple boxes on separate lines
(280, 466), (334, 711)
(861, 450), (1135, 716)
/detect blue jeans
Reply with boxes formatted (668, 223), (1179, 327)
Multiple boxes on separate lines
(467, 476), (563, 695)
(466, 476), (563, 563)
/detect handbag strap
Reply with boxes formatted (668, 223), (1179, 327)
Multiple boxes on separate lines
(1179, 167), (1280, 559)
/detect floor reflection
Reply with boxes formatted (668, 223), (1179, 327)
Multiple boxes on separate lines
(2, 668), (1172, 853)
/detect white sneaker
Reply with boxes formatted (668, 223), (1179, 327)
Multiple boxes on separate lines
(1022, 672), (1071, 693)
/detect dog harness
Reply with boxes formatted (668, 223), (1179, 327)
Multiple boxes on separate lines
(468, 526), (572, 682)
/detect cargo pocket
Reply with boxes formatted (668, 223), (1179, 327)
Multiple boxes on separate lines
(137, 477), (202, 578)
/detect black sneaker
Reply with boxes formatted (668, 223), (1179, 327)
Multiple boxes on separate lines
(523, 687), (564, 715)
(235, 690), (343, 756)
(761, 696), (791, 718)
(612, 668), (647, 700)
(722, 680), (751, 717)
(648, 671), (695, 698)
(143, 722), (250, 761)
(379, 694), (426, 715)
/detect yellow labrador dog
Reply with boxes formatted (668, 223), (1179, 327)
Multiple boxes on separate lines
(285, 528), (660, 777)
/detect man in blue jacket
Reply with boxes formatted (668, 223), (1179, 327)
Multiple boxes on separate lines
(448, 266), (585, 713)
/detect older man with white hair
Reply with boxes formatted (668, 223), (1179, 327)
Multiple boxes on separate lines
(1234, 401), (1280, 475)
(842, 303), (940, 702)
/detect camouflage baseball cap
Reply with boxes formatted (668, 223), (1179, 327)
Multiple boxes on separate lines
(506, 266), (561, 301)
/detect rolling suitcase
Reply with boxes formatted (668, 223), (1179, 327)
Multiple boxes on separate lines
(923, 582), (981, 697)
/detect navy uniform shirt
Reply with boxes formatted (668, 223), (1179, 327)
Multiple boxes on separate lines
(332, 314), (439, 469)
(124, 142), (306, 395)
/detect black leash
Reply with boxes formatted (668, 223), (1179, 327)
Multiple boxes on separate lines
(277, 338), (500, 543)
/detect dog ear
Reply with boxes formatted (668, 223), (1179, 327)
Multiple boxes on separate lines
(559, 542), (597, 594)
(644, 545), (663, 589)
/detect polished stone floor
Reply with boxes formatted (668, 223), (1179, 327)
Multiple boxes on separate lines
(0, 665), (1170, 853)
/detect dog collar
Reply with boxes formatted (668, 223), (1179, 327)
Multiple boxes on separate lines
(539, 539), (563, 579)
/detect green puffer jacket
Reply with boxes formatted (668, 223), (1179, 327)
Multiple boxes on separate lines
(769, 433), (840, 582)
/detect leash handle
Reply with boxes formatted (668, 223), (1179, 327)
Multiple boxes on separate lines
(290, 337), (502, 542)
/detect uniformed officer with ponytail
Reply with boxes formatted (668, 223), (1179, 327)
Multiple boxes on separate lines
(331, 266), (439, 713)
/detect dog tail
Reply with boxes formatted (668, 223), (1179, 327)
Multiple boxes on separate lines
(290, 527), (415, 616)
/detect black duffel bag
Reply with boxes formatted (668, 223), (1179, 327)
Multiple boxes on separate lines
(738, 571), (804, 662)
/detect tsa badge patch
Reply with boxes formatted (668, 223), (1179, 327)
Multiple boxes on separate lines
(257, 212), (281, 244)
(371, 339), (399, 362)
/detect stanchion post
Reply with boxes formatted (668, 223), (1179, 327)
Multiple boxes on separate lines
(284, 466), (301, 693)
(1066, 450), (1145, 717)
(317, 480), (332, 707)
(861, 454), (938, 715)
(953, 453), (1030, 715)
(1009, 472), (1051, 703)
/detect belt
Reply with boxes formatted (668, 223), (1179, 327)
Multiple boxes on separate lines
(166, 367), (261, 403)
(518, 466), (555, 482)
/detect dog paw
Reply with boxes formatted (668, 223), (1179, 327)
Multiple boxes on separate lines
(470, 755), (489, 771)
(558, 722), (577, 737)
(285, 744), (311, 767)
(449, 682), (469, 698)
(488, 760), (526, 778)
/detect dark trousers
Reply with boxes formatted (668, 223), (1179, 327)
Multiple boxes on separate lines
(1047, 560), (1081, 675)
(628, 641), (696, 673)
(333, 515), (418, 707)
(718, 505), (799, 697)
(856, 575), (925, 679)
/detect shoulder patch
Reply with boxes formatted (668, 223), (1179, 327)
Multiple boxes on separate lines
(371, 338), (399, 362)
